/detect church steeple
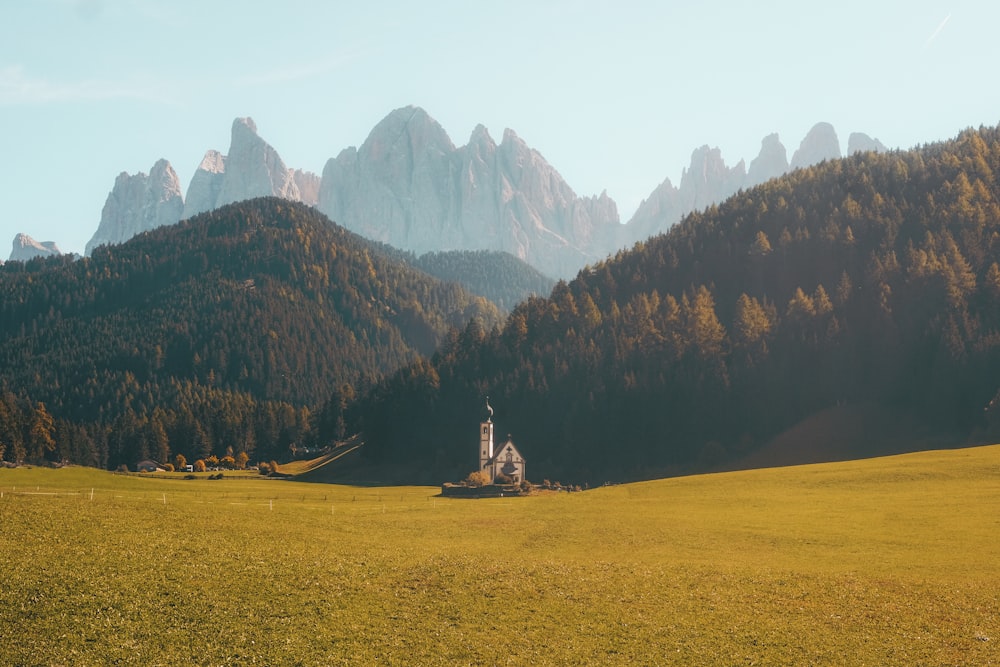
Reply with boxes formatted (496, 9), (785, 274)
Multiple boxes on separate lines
(479, 397), (495, 473)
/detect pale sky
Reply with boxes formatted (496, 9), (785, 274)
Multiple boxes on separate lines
(2, 0), (998, 256)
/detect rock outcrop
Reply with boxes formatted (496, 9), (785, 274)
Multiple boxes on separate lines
(86, 159), (184, 255)
(9, 233), (62, 262)
(182, 150), (226, 220)
(215, 118), (301, 207)
(679, 146), (746, 213)
(626, 145), (753, 245)
(180, 118), (319, 220)
(317, 106), (620, 278)
(848, 132), (888, 155)
(292, 169), (321, 206)
(747, 133), (789, 187)
(790, 122), (841, 171)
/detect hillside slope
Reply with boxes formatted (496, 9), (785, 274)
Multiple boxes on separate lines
(412, 249), (556, 312)
(0, 198), (501, 468)
(352, 124), (1000, 483)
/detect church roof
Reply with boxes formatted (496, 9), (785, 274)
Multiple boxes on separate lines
(487, 436), (525, 464)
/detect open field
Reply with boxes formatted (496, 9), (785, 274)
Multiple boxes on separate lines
(2, 447), (999, 665)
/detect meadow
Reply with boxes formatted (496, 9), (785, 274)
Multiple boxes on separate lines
(1, 446), (998, 665)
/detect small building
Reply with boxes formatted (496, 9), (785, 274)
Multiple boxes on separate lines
(135, 460), (162, 473)
(478, 398), (526, 483)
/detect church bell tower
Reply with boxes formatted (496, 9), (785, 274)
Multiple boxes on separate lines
(479, 397), (495, 473)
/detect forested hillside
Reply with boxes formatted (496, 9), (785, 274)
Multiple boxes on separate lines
(0, 198), (501, 469)
(351, 125), (1000, 483)
(413, 250), (556, 312)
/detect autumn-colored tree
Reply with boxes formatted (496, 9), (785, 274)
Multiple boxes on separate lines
(28, 402), (56, 462)
(193, 459), (206, 473)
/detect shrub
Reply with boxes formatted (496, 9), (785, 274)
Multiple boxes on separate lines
(519, 479), (532, 492)
(494, 473), (514, 485)
(464, 470), (491, 487)
(193, 459), (207, 473)
(257, 462), (271, 475)
(162, 463), (174, 472)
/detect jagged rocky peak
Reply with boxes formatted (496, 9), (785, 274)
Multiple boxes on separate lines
(469, 123), (496, 146)
(848, 132), (888, 155)
(679, 145), (746, 212)
(216, 116), (300, 208)
(149, 158), (183, 200)
(359, 105), (456, 177)
(630, 176), (680, 230)
(183, 150), (227, 219)
(747, 133), (789, 187)
(466, 124), (498, 163)
(292, 169), (321, 206)
(9, 233), (62, 262)
(86, 159), (184, 256)
(316, 106), (619, 278)
(790, 122), (841, 170)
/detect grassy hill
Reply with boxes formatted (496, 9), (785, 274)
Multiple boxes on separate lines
(2, 445), (998, 664)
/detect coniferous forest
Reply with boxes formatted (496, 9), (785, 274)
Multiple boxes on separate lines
(353, 125), (1000, 482)
(3, 126), (1000, 483)
(0, 198), (501, 470)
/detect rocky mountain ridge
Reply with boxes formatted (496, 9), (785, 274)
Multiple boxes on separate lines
(9, 233), (63, 262)
(318, 107), (621, 277)
(11, 108), (888, 276)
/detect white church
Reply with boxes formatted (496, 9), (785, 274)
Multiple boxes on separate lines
(478, 398), (526, 484)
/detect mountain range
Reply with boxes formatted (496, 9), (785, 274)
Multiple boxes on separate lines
(9, 108), (886, 277)
(3, 123), (997, 481)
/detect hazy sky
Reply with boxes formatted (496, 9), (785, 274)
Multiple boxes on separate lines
(2, 0), (998, 256)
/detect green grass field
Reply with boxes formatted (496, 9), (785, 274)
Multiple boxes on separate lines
(2, 446), (999, 665)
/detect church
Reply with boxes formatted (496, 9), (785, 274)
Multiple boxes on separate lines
(478, 398), (526, 484)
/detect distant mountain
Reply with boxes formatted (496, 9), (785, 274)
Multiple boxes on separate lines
(0, 198), (501, 468)
(848, 132), (889, 155)
(790, 122), (842, 170)
(86, 119), (320, 255)
(86, 158), (184, 255)
(9, 233), (62, 262)
(54, 110), (885, 277)
(746, 133), (789, 188)
(623, 122), (886, 245)
(412, 249), (556, 312)
(349, 124), (1000, 483)
(318, 106), (620, 279)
